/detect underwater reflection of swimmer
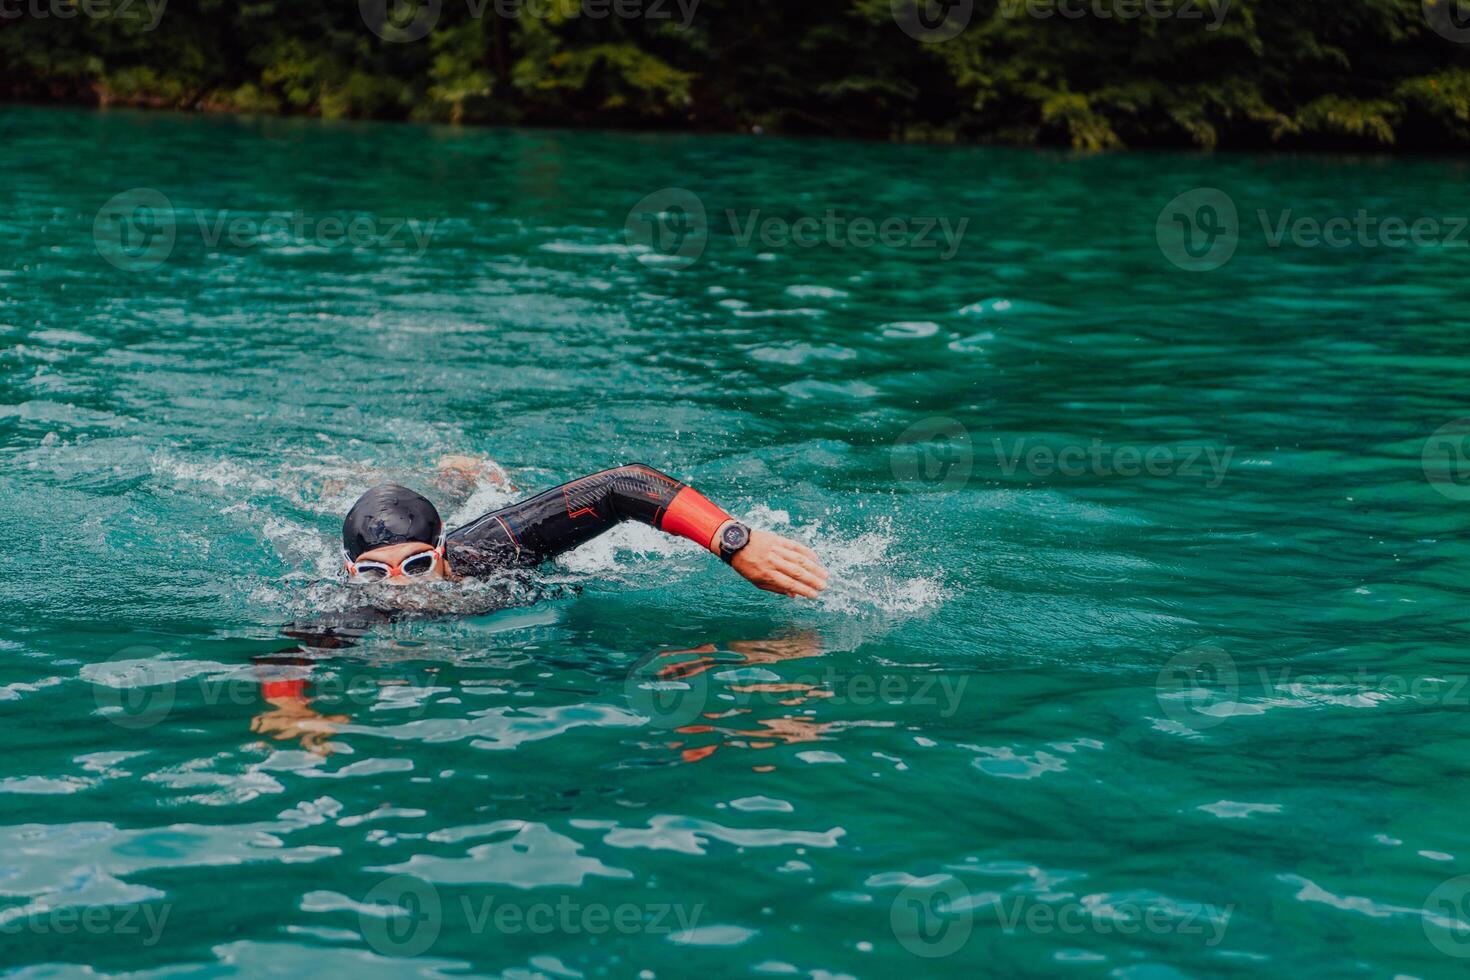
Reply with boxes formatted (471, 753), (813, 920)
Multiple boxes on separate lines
(639, 631), (843, 765)
(248, 647), (352, 756)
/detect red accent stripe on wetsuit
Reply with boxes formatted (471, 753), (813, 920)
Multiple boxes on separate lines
(659, 486), (731, 551)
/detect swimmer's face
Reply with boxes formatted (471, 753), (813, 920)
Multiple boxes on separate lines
(349, 541), (450, 585)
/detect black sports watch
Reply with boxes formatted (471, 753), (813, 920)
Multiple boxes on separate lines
(717, 521), (751, 564)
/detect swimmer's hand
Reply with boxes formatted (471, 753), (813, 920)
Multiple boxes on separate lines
(730, 530), (829, 599)
(434, 454), (514, 493)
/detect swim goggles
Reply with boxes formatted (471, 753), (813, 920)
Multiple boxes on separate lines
(343, 531), (447, 582)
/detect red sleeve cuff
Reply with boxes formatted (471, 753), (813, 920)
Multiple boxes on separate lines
(659, 486), (731, 551)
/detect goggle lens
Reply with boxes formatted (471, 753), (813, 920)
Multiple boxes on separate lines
(401, 552), (437, 576)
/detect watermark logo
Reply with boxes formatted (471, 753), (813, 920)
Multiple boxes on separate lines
(361, 0), (441, 41)
(1156, 643), (1238, 729)
(891, 417), (974, 491)
(891, 0), (973, 42)
(624, 651), (713, 729)
(624, 187), (708, 269)
(94, 188), (176, 272)
(1425, 874), (1470, 956)
(361, 875), (443, 957)
(1425, 0), (1470, 43)
(1157, 187), (1238, 271)
(1423, 419), (1470, 500)
(891, 878), (974, 958)
(91, 646), (175, 730)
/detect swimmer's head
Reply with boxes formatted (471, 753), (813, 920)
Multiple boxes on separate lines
(343, 483), (443, 565)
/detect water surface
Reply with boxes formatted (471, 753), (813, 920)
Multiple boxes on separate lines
(3, 105), (1470, 977)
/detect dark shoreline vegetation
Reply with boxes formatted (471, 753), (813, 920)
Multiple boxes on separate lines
(4, 0), (1470, 151)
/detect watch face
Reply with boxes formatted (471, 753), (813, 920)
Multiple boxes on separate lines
(722, 524), (749, 550)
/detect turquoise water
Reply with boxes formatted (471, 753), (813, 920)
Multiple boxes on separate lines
(4, 104), (1470, 977)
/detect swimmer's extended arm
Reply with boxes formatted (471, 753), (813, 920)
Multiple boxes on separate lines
(444, 464), (828, 598)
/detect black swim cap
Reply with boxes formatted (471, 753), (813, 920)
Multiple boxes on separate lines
(342, 484), (443, 560)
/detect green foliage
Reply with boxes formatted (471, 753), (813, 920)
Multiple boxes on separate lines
(1396, 67), (1470, 140)
(512, 18), (694, 120)
(2, 0), (1468, 149)
(1292, 96), (1399, 145)
(423, 23), (499, 123)
(256, 39), (410, 119)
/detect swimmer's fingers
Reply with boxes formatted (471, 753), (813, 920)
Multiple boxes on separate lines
(732, 529), (825, 600)
(768, 535), (827, 579)
(787, 539), (823, 565)
(775, 546), (829, 584)
(742, 564), (817, 600)
(765, 568), (822, 600)
(772, 556), (828, 596)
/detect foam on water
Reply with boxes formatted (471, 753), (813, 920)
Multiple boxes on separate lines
(744, 505), (945, 617)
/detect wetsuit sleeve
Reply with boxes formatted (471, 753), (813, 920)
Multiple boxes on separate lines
(444, 464), (732, 577)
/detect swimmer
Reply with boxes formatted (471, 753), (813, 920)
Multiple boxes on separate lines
(340, 464), (829, 599)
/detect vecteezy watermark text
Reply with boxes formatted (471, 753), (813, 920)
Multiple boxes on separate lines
(626, 656), (969, 730)
(891, 0), (1226, 42)
(0, 0), (166, 29)
(359, 876), (703, 957)
(0, 904), (171, 946)
(1155, 643), (1470, 731)
(1158, 187), (1470, 271)
(361, 0), (698, 42)
(890, 418), (1234, 490)
(992, 437), (1232, 487)
(94, 188), (437, 272)
(623, 188), (967, 269)
(728, 210), (967, 260)
(998, 0), (1229, 30)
